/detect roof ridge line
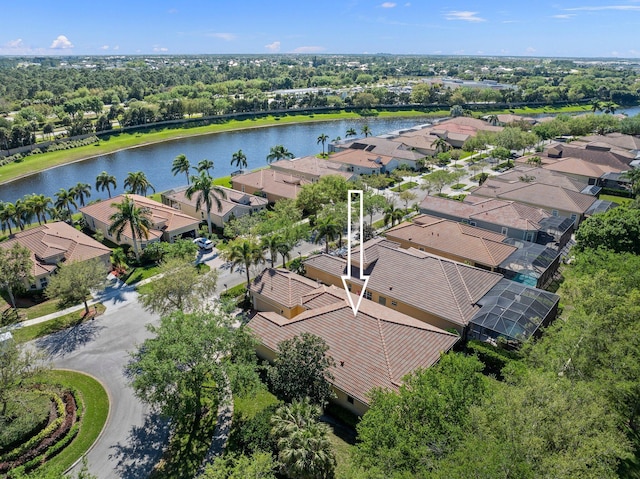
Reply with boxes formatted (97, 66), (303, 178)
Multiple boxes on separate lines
(436, 258), (466, 325)
(375, 315), (395, 385)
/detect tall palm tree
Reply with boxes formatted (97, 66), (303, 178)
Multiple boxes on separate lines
(262, 234), (285, 268)
(231, 149), (248, 169)
(96, 171), (117, 198)
(486, 114), (499, 126)
(224, 237), (265, 290)
(266, 145), (295, 164)
(54, 188), (77, 223)
(195, 159), (214, 175)
(591, 99), (603, 113)
(124, 171), (155, 197)
(431, 137), (451, 154)
(317, 133), (329, 157)
(313, 215), (341, 254)
(0, 202), (14, 235)
(171, 154), (191, 185)
(346, 127), (357, 138)
(108, 195), (153, 261)
(185, 171), (227, 234)
(361, 125), (372, 137)
(622, 168), (640, 196)
(71, 182), (92, 207)
(603, 101), (617, 114)
(26, 194), (52, 225)
(383, 202), (404, 228)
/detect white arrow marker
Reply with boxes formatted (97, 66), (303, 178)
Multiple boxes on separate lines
(341, 190), (370, 316)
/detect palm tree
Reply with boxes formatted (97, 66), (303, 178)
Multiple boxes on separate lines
(224, 237), (265, 290)
(124, 171), (155, 196)
(71, 182), (92, 207)
(14, 199), (32, 230)
(431, 137), (451, 154)
(0, 202), (14, 235)
(622, 168), (640, 196)
(361, 125), (372, 137)
(231, 149), (248, 170)
(171, 154), (191, 185)
(262, 234), (285, 268)
(317, 133), (329, 157)
(313, 215), (341, 254)
(195, 159), (214, 176)
(266, 145), (295, 164)
(383, 202), (404, 228)
(603, 101), (617, 114)
(26, 194), (52, 225)
(591, 99), (603, 113)
(54, 188), (77, 223)
(486, 114), (499, 126)
(346, 127), (357, 138)
(108, 195), (153, 261)
(96, 171), (117, 198)
(185, 171), (227, 234)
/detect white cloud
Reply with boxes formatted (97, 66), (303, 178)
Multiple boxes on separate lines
(113, 45), (120, 50)
(552, 14), (576, 19)
(444, 11), (485, 22)
(265, 41), (281, 52)
(6, 38), (23, 48)
(207, 32), (236, 41)
(153, 46), (169, 52)
(50, 35), (73, 49)
(101, 45), (109, 50)
(526, 46), (536, 53)
(611, 50), (620, 56)
(566, 5), (640, 11)
(292, 45), (325, 53)
(381, 2), (396, 7)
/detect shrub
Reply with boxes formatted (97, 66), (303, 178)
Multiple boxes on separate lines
(466, 340), (520, 379)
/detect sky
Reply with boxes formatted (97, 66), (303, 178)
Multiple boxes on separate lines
(1, 0), (640, 58)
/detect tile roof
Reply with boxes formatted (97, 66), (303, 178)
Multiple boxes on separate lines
(250, 268), (321, 308)
(0, 222), (111, 278)
(385, 214), (517, 268)
(471, 179), (597, 214)
(573, 132), (640, 152)
(493, 166), (587, 191)
(80, 194), (200, 241)
(162, 185), (268, 218)
(339, 137), (425, 161)
(543, 142), (634, 171)
(328, 149), (394, 169)
(269, 156), (355, 180)
(231, 169), (312, 200)
(420, 194), (553, 231)
(248, 285), (459, 404)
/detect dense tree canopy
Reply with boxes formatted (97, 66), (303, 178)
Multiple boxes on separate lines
(575, 206), (640, 254)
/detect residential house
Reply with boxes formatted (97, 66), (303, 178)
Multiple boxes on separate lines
(80, 194), (200, 249)
(303, 239), (559, 343)
(330, 136), (425, 170)
(231, 169), (312, 203)
(517, 154), (627, 187)
(248, 272), (459, 415)
(419, 194), (574, 249)
(161, 185), (268, 229)
(324, 149), (393, 175)
(249, 268), (321, 319)
(0, 221), (111, 290)
(268, 156), (357, 182)
(493, 166), (594, 194)
(416, 117), (503, 148)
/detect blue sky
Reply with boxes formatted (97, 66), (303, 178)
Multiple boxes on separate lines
(2, 0), (640, 58)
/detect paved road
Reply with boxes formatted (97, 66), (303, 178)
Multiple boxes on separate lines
(35, 280), (168, 479)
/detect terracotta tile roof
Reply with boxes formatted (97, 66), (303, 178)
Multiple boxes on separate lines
(80, 194), (200, 241)
(471, 179), (597, 214)
(339, 137), (425, 161)
(573, 132), (640, 152)
(0, 222), (111, 278)
(269, 156), (355, 181)
(328, 149), (394, 169)
(162, 185), (268, 218)
(248, 287), (459, 404)
(250, 268), (321, 308)
(493, 166), (587, 191)
(543, 142), (634, 171)
(420, 194), (553, 231)
(385, 215), (517, 268)
(231, 169), (312, 200)
(304, 241), (503, 327)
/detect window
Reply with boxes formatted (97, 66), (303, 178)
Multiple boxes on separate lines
(469, 221), (476, 226)
(39, 278), (48, 289)
(391, 300), (397, 307)
(501, 227), (508, 235)
(378, 296), (386, 306)
(364, 291), (372, 300)
(347, 284), (352, 292)
(552, 210), (559, 216)
(570, 214), (577, 221)
(347, 396), (354, 404)
(526, 232), (534, 242)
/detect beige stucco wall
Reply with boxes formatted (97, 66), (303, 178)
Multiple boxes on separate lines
(251, 293), (306, 319)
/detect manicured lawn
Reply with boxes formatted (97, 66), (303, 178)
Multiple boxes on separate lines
(0, 295), (63, 322)
(600, 194), (633, 206)
(124, 264), (162, 285)
(328, 428), (355, 478)
(32, 370), (109, 473)
(390, 181), (418, 192)
(213, 175), (232, 188)
(450, 183), (467, 190)
(12, 304), (106, 344)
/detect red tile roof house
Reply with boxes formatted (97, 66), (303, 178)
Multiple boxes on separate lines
(80, 194), (201, 250)
(268, 156), (357, 183)
(231, 169), (312, 203)
(330, 136), (425, 171)
(0, 221), (112, 290)
(324, 149), (394, 175)
(247, 268), (459, 415)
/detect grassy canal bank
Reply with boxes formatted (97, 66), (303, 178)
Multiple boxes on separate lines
(0, 104), (592, 186)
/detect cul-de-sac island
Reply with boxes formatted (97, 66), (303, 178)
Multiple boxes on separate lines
(2, 6), (640, 479)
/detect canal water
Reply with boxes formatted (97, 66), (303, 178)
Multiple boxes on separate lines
(0, 117), (431, 204)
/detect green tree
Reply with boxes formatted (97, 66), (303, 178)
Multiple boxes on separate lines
(267, 145), (295, 164)
(383, 202), (403, 227)
(223, 237), (265, 290)
(108, 195), (153, 261)
(262, 234), (286, 268)
(196, 158), (215, 175)
(622, 168), (640, 196)
(296, 175), (349, 216)
(126, 310), (256, 429)
(96, 171), (117, 199)
(71, 182), (92, 208)
(171, 154), (191, 185)
(0, 340), (44, 419)
(361, 125), (372, 137)
(54, 188), (77, 222)
(398, 190), (417, 210)
(271, 398), (336, 479)
(138, 257), (218, 316)
(313, 214), (341, 254)
(26, 194), (52, 225)
(186, 170), (227, 235)
(231, 149), (248, 170)
(268, 333), (335, 406)
(575, 207), (640, 254)
(204, 452), (276, 479)
(124, 171), (155, 196)
(0, 243), (33, 310)
(46, 259), (108, 315)
(317, 133), (329, 157)
(431, 137), (451, 154)
(0, 202), (15, 235)
(363, 191), (387, 225)
(346, 127), (357, 138)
